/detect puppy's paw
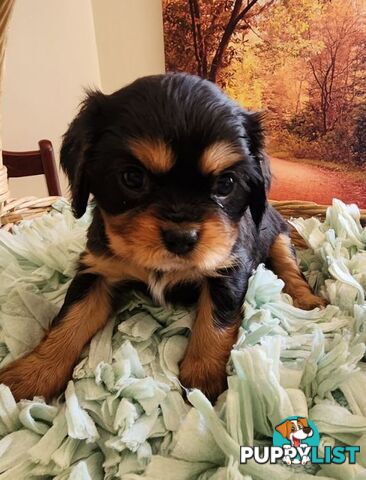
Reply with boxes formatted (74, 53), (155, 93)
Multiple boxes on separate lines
(0, 354), (69, 402)
(293, 293), (327, 310)
(179, 357), (227, 403)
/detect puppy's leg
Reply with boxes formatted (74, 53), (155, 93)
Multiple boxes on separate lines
(179, 281), (241, 402)
(269, 233), (326, 310)
(0, 273), (111, 401)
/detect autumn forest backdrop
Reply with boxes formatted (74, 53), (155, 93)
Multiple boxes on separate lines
(163, 0), (366, 206)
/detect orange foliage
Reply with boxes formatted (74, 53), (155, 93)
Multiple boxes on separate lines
(163, 0), (366, 164)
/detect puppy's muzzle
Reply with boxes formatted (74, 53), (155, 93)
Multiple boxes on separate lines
(162, 228), (199, 255)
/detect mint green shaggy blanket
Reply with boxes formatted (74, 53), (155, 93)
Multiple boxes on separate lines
(0, 199), (365, 480)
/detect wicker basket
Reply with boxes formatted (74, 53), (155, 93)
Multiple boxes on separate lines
(0, 196), (60, 232)
(271, 199), (366, 248)
(1, 197), (365, 249)
(271, 199), (366, 223)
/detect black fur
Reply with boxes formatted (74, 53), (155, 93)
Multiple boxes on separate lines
(61, 72), (287, 321)
(52, 273), (99, 325)
(0, 74), (317, 403)
(61, 74), (270, 225)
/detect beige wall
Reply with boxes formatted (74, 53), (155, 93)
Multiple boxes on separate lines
(2, 0), (101, 198)
(2, 0), (165, 198)
(92, 0), (165, 93)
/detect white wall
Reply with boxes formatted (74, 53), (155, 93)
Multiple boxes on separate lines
(2, 0), (166, 199)
(92, 0), (165, 93)
(2, 0), (101, 198)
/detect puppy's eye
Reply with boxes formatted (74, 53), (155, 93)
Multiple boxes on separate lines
(214, 173), (235, 197)
(122, 167), (145, 190)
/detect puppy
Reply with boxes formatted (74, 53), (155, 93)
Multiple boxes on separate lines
(0, 73), (326, 402)
(275, 417), (313, 465)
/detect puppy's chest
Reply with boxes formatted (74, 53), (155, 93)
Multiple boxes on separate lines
(147, 271), (201, 306)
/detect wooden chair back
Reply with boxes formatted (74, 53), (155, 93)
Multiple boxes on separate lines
(3, 139), (62, 196)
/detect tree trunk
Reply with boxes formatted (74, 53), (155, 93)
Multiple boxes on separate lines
(188, 0), (207, 77)
(208, 0), (259, 83)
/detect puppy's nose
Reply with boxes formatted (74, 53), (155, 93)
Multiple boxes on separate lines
(303, 427), (312, 434)
(162, 228), (199, 255)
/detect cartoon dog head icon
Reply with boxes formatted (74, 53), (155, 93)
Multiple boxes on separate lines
(275, 417), (313, 447)
(275, 417), (313, 465)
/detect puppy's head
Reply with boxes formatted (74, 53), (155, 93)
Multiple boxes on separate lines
(61, 73), (270, 272)
(275, 418), (313, 441)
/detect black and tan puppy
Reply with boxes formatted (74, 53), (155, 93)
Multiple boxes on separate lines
(0, 73), (326, 402)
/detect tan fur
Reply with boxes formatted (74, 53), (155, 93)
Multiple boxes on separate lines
(128, 137), (174, 173)
(81, 251), (149, 283)
(0, 277), (111, 401)
(82, 243), (236, 308)
(102, 209), (238, 274)
(102, 209), (185, 271)
(200, 141), (242, 175)
(179, 282), (240, 401)
(269, 234), (327, 309)
(191, 213), (238, 271)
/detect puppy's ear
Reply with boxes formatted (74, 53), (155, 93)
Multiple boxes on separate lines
(275, 420), (291, 439)
(242, 110), (271, 190)
(60, 90), (106, 218)
(247, 168), (266, 227)
(241, 110), (270, 227)
(298, 417), (309, 428)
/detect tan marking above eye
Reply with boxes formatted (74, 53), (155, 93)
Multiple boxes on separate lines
(200, 141), (242, 175)
(127, 137), (175, 173)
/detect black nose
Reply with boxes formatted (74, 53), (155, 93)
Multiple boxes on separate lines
(303, 427), (312, 434)
(162, 228), (199, 255)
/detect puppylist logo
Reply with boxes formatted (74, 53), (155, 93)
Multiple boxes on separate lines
(273, 416), (318, 465)
(240, 416), (360, 466)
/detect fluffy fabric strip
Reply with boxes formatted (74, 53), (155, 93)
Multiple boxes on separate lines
(0, 199), (365, 479)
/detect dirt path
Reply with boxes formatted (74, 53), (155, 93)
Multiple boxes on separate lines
(269, 157), (366, 208)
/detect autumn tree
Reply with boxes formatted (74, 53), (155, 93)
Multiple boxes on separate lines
(307, 0), (366, 135)
(226, 0), (322, 127)
(353, 104), (366, 165)
(163, 0), (366, 164)
(163, 0), (274, 85)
